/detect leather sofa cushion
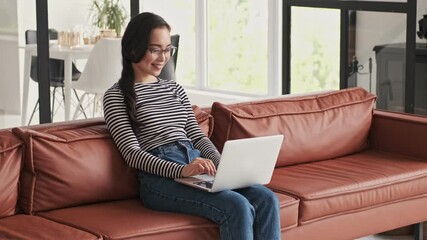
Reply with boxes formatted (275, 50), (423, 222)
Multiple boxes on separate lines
(277, 193), (299, 230)
(268, 150), (427, 225)
(13, 120), (139, 214)
(210, 87), (376, 166)
(38, 199), (220, 240)
(0, 214), (99, 239)
(38, 194), (299, 239)
(0, 130), (23, 218)
(192, 105), (214, 137)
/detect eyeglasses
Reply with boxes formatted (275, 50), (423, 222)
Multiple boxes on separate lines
(148, 46), (177, 59)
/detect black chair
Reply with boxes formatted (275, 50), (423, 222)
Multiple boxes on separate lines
(25, 29), (85, 124)
(158, 34), (180, 80)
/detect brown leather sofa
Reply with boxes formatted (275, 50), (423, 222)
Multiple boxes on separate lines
(1, 87), (427, 240)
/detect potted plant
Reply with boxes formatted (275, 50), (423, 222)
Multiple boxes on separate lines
(90, 0), (127, 37)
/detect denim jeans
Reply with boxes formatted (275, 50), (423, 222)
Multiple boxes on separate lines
(138, 140), (281, 240)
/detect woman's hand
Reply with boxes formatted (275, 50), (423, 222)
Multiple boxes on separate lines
(181, 158), (216, 177)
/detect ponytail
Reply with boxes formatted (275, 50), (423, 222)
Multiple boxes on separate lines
(118, 58), (139, 133)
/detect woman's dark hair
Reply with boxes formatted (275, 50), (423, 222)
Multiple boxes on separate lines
(119, 12), (171, 133)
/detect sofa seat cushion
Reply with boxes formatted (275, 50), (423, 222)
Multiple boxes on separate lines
(276, 192), (300, 230)
(0, 130), (23, 218)
(37, 199), (220, 240)
(38, 195), (299, 239)
(267, 150), (427, 225)
(210, 87), (376, 167)
(0, 214), (99, 240)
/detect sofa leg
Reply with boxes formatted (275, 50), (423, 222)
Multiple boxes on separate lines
(414, 222), (424, 240)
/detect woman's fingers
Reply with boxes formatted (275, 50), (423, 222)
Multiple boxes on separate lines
(181, 158), (216, 177)
(193, 158), (216, 176)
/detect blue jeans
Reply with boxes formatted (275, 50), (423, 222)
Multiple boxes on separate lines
(138, 140), (281, 240)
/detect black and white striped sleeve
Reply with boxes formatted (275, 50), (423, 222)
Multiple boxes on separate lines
(193, 137), (221, 167)
(103, 86), (185, 178)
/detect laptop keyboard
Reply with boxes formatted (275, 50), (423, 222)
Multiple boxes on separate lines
(194, 180), (214, 189)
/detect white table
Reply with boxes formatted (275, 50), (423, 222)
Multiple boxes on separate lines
(21, 44), (93, 125)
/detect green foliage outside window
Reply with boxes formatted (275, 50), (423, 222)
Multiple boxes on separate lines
(207, 0), (268, 94)
(291, 7), (340, 93)
(142, 1), (340, 95)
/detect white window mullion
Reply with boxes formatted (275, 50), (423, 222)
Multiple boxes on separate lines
(268, 0), (282, 96)
(195, 0), (208, 89)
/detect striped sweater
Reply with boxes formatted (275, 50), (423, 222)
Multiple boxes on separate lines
(103, 79), (221, 178)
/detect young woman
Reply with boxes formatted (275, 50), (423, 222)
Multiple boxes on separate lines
(103, 12), (281, 240)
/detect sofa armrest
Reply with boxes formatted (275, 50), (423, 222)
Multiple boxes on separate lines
(369, 110), (427, 160)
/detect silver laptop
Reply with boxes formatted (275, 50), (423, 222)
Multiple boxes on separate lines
(174, 135), (284, 192)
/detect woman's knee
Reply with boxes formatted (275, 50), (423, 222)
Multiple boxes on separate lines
(221, 191), (255, 221)
(262, 187), (279, 206)
(258, 187), (280, 213)
(240, 185), (279, 206)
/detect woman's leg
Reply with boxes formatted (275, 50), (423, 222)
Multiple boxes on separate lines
(140, 141), (280, 239)
(139, 173), (255, 240)
(235, 185), (281, 240)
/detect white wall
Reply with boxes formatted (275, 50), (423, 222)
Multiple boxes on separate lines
(0, 0), (17, 35)
(0, 35), (20, 114)
(186, 89), (253, 108)
(0, 0), (19, 114)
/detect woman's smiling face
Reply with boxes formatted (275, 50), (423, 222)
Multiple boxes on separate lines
(132, 27), (171, 83)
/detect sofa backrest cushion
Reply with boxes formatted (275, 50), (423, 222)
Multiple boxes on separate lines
(192, 105), (214, 137)
(13, 119), (139, 214)
(0, 130), (23, 218)
(210, 87), (377, 167)
(11, 105), (212, 214)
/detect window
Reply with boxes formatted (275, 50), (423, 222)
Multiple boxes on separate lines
(290, 7), (340, 94)
(142, 0), (280, 97)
